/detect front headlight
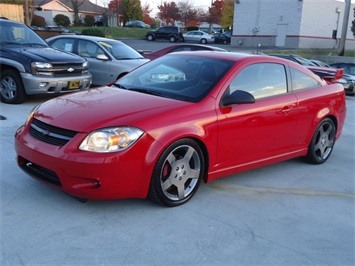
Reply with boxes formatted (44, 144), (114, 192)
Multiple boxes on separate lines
(82, 61), (89, 69)
(25, 105), (40, 126)
(79, 127), (144, 153)
(31, 62), (53, 76)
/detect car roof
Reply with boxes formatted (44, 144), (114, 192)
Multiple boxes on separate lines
(47, 35), (124, 43)
(167, 51), (277, 62)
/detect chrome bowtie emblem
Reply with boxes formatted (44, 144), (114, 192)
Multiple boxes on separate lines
(67, 68), (74, 72)
(41, 129), (50, 136)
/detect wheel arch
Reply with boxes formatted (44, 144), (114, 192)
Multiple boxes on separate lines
(0, 59), (27, 73)
(306, 110), (338, 146)
(145, 134), (211, 184)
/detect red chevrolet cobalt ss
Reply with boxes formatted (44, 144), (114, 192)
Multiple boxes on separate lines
(15, 52), (347, 207)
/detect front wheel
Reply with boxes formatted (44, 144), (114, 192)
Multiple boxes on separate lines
(200, 38), (207, 44)
(148, 139), (205, 207)
(1, 69), (26, 104)
(304, 118), (336, 164)
(169, 36), (176, 43)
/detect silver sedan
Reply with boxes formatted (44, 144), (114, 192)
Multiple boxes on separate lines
(47, 35), (149, 86)
(183, 30), (215, 44)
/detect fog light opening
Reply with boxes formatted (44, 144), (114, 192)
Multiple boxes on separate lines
(39, 82), (48, 88)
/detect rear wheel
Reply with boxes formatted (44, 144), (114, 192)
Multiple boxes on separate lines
(147, 34), (154, 41)
(305, 118), (336, 164)
(1, 69), (26, 104)
(201, 38), (207, 44)
(148, 139), (204, 207)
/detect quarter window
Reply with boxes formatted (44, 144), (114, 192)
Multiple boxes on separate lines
(230, 63), (287, 99)
(290, 67), (320, 91)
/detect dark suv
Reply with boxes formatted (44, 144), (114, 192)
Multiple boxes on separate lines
(0, 19), (92, 104)
(145, 26), (184, 43)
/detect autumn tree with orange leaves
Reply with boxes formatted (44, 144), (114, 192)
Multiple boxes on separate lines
(158, 1), (180, 25)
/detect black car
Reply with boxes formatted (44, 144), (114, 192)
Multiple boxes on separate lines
(270, 54), (317, 66)
(124, 20), (150, 28)
(46, 26), (81, 35)
(145, 26), (184, 43)
(329, 62), (355, 96)
(213, 31), (231, 44)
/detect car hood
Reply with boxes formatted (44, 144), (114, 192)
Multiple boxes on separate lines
(33, 87), (188, 132)
(4, 46), (84, 63)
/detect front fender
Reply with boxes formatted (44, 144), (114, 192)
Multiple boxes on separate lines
(0, 58), (27, 73)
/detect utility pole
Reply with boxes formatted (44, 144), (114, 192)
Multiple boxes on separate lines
(338, 0), (351, 56)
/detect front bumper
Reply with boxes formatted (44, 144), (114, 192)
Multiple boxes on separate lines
(14, 124), (157, 200)
(20, 72), (92, 95)
(344, 83), (355, 96)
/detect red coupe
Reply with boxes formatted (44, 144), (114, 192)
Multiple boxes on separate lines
(15, 52), (347, 207)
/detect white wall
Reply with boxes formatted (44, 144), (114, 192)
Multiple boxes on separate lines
(232, 0), (355, 49)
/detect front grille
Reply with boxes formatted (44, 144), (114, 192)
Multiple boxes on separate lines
(29, 118), (77, 146)
(37, 63), (86, 77)
(18, 157), (62, 187)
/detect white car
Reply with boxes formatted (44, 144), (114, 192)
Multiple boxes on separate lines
(183, 30), (214, 44)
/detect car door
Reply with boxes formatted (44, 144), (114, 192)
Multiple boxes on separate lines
(184, 32), (194, 42)
(77, 40), (112, 86)
(155, 27), (167, 40)
(215, 62), (299, 171)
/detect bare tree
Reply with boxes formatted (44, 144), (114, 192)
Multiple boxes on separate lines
(70, 0), (85, 26)
(178, 0), (198, 27)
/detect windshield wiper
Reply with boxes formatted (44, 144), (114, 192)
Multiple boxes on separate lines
(1, 42), (22, 45)
(23, 43), (48, 47)
(112, 83), (128, 90)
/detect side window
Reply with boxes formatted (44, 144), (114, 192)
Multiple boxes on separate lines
(51, 38), (74, 53)
(290, 67), (320, 91)
(229, 63), (287, 99)
(78, 40), (103, 58)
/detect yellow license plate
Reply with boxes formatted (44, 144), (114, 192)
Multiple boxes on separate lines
(69, 80), (80, 89)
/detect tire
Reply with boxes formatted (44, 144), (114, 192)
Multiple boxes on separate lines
(304, 118), (336, 164)
(147, 34), (154, 41)
(223, 40), (227, 44)
(169, 36), (176, 43)
(148, 139), (205, 207)
(201, 38), (207, 44)
(1, 69), (26, 104)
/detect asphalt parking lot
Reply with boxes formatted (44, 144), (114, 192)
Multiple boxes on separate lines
(1, 92), (354, 265)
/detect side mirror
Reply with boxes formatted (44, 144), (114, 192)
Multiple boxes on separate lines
(97, 54), (109, 60)
(221, 90), (255, 107)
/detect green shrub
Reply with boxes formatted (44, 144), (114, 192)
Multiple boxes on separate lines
(81, 28), (105, 37)
(31, 14), (46, 27)
(84, 15), (95, 27)
(53, 14), (70, 27)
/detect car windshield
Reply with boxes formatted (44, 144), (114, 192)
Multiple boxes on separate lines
(113, 54), (234, 102)
(0, 21), (48, 46)
(98, 40), (144, 60)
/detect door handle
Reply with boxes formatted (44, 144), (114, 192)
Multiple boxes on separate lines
(281, 106), (293, 115)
